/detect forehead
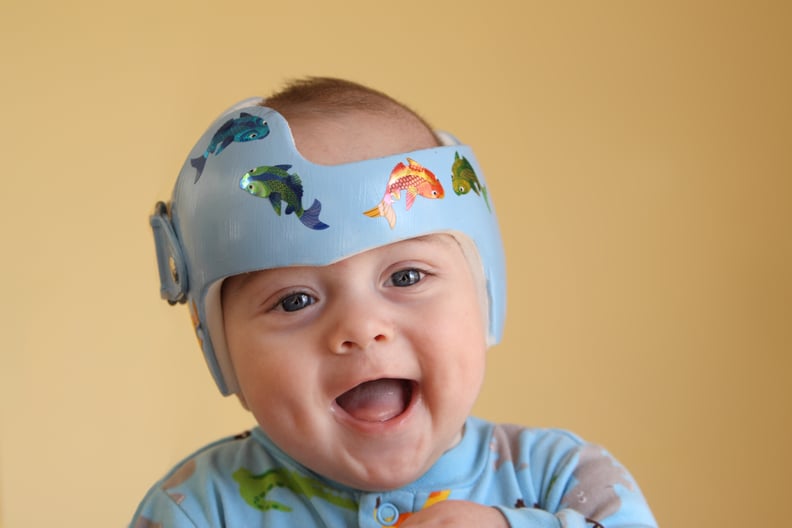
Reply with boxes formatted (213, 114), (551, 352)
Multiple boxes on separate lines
(286, 111), (439, 165)
(223, 234), (462, 294)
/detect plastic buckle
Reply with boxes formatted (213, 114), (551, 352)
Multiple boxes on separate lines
(150, 202), (188, 304)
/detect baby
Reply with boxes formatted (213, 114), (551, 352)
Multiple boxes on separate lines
(135, 77), (656, 527)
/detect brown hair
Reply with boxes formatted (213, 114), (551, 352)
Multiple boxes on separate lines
(260, 77), (437, 142)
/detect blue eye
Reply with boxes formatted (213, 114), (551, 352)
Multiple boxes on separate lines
(279, 292), (314, 312)
(390, 269), (422, 287)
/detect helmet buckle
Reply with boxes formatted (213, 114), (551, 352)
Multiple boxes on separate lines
(150, 202), (188, 304)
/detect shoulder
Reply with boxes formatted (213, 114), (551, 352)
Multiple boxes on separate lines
(473, 419), (655, 524)
(160, 429), (263, 487)
(462, 417), (593, 492)
(469, 418), (628, 493)
(484, 419), (630, 486)
(130, 429), (275, 527)
(470, 417), (586, 470)
(131, 428), (363, 527)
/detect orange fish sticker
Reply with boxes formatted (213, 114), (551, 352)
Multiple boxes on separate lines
(363, 158), (445, 229)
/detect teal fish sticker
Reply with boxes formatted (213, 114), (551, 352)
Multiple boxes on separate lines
(451, 152), (490, 211)
(240, 164), (329, 230)
(192, 113), (270, 183)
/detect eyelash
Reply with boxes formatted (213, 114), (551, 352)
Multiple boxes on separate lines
(272, 268), (427, 313)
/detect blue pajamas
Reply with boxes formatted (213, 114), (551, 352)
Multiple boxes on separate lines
(131, 417), (656, 527)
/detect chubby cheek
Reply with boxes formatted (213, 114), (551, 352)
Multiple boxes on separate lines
(243, 372), (321, 447)
(230, 338), (311, 426)
(420, 322), (487, 415)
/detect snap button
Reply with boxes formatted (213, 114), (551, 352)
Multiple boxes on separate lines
(376, 502), (400, 526)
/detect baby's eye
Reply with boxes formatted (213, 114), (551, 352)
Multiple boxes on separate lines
(389, 269), (422, 287)
(278, 292), (314, 312)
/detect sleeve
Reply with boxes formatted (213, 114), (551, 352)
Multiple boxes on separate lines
(495, 430), (657, 528)
(129, 456), (214, 528)
(130, 486), (202, 528)
(128, 431), (277, 528)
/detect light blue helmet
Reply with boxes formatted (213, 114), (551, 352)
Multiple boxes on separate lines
(151, 99), (506, 395)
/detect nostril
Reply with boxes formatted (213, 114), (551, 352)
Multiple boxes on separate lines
(335, 334), (386, 354)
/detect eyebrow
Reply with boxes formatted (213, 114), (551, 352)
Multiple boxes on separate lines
(222, 234), (454, 296)
(221, 270), (272, 299)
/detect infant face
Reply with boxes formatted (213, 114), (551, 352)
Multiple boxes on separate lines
(222, 234), (487, 490)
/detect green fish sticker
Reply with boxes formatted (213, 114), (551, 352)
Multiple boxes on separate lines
(451, 152), (490, 212)
(240, 164), (329, 230)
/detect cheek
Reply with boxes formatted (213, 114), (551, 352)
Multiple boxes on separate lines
(428, 290), (488, 387)
(420, 308), (487, 381)
(234, 356), (282, 410)
(227, 330), (304, 409)
(237, 352), (315, 433)
(442, 294), (487, 348)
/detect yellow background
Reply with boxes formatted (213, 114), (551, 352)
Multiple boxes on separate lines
(1, 1), (789, 526)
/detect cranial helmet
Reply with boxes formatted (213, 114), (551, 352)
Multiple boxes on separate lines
(151, 99), (506, 395)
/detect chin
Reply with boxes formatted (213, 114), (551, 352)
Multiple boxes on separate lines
(344, 467), (427, 493)
(317, 447), (428, 492)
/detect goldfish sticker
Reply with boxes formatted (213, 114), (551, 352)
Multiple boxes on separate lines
(240, 164), (329, 230)
(192, 113), (270, 183)
(363, 158), (445, 229)
(451, 152), (490, 211)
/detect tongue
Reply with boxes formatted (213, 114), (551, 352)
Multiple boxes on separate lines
(336, 379), (409, 422)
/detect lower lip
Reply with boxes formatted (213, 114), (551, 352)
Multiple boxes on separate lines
(331, 381), (419, 435)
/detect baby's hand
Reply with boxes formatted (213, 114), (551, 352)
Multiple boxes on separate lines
(400, 500), (509, 527)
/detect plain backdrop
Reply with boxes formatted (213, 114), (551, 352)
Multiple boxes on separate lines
(1, 1), (790, 526)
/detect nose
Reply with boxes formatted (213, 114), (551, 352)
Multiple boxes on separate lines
(325, 293), (395, 354)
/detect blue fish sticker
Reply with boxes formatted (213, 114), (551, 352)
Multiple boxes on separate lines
(192, 112), (270, 183)
(240, 164), (329, 230)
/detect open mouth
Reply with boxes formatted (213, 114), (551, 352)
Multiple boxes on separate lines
(335, 378), (415, 423)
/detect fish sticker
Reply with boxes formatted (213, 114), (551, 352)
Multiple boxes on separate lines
(451, 152), (490, 211)
(363, 158), (445, 229)
(192, 113), (270, 183)
(240, 164), (329, 230)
